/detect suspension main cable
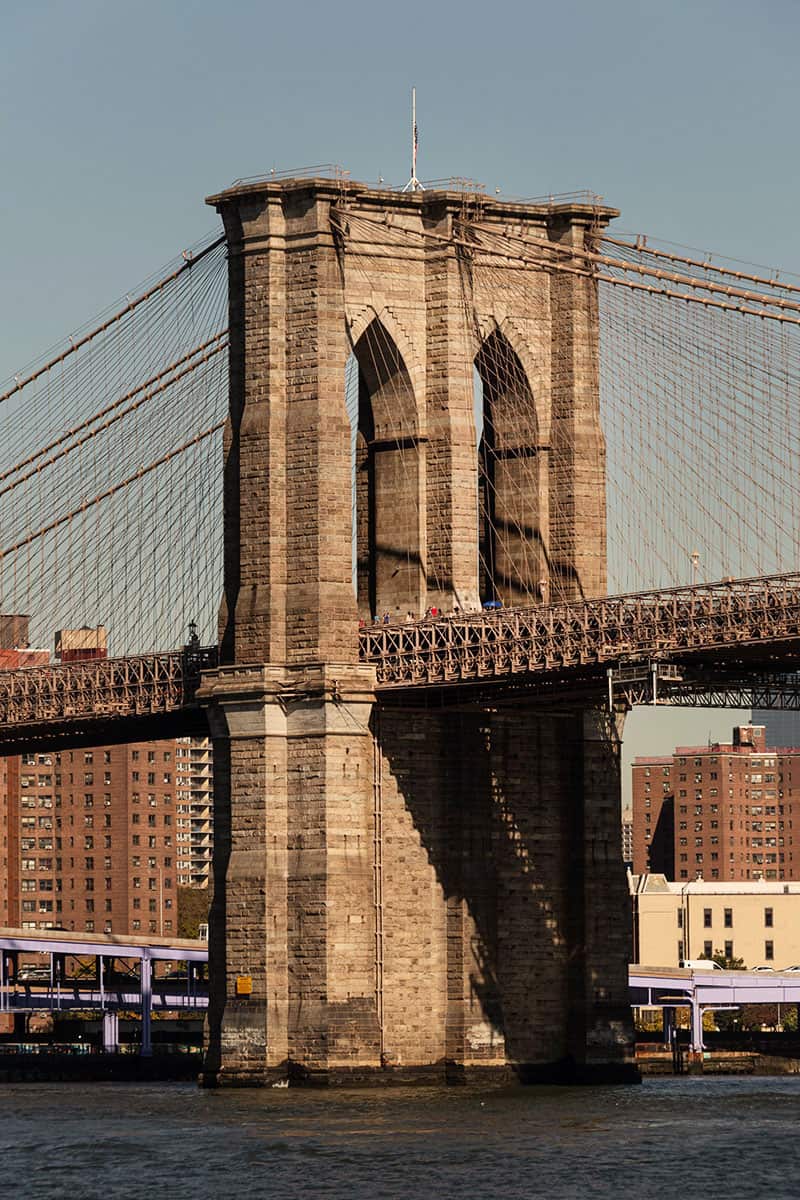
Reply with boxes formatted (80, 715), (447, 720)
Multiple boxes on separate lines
(602, 235), (800, 296)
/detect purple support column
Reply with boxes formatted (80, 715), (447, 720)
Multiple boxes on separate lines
(141, 952), (152, 1057)
(102, 1011), (119, 1053)
(690, 997), (704, 1053)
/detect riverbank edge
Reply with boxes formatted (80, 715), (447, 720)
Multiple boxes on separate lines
(638, 1050), (800, 1076)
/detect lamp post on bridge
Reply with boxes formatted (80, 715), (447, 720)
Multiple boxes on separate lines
(690, 549), (700, 588)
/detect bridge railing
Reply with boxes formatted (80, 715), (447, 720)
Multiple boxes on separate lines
(0, 646), (218, 726)
(0, 574), (798, 730)
(360, 572), (800, 687)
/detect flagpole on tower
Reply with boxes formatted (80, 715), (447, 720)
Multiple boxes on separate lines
(402, 87), (424, 192)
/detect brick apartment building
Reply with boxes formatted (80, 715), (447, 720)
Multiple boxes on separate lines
(0, 617), (213, 936)
(13, 740), (179, 935)
(632, 724), (799, 883)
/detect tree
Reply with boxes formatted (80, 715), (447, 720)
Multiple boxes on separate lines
(701, 948), (746, 971)
(177, 887), (210, 939)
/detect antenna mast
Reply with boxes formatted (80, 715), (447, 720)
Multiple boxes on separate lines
(402, 87), (424, 192)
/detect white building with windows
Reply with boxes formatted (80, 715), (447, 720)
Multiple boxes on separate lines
(630, 871), (800, 969)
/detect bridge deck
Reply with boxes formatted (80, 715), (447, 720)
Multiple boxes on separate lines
(362, 572), (800, 689)
(0, 573), (799, 744)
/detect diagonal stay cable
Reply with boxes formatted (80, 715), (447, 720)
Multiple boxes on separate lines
(0, 422), (225, 562)
(0, 236), (225, 407)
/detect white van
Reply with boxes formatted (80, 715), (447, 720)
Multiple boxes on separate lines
(680, 958), (722, 971)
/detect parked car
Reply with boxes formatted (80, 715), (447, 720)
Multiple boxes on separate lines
(753, 965), (774, 972)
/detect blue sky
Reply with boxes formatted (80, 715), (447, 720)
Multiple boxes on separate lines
(2, 0), (795, 761)
(2, 0), (798, 372)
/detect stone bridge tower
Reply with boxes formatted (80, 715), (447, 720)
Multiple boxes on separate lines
(198, 176), (636, 1085)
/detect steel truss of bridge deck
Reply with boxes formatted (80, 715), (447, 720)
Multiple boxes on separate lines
(1, 573), (800, 744)
(360, 572), (800, 693)
(608, 663), (800, 711)
(0, 645), (218, 750)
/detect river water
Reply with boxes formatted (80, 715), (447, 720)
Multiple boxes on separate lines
(1, 1076), (797, 1199)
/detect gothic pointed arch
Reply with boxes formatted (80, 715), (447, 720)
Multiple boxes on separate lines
(474, 328), (547, 606)
(347, 317), (424, 619)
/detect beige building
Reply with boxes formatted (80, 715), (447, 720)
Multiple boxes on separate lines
(631, 872), (800, 970)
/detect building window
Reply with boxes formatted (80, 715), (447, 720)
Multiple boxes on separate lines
(765, 907), (774, 927)
(703, 909), (712, 927)
(724, 941), (733, 959)
(724, 908), (732, 928)
(703, 941), (713, 957)
(765, 941), (774, 961)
